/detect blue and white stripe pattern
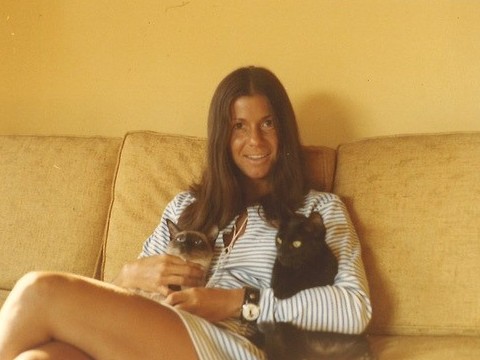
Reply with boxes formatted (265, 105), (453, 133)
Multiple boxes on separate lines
(141, 190), (372, 360)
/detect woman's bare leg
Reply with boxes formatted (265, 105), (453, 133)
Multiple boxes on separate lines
(14, 341), (92, 360)
(0, 271), (198, 360)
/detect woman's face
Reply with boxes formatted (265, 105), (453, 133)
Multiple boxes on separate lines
(230, 94), (279, 191)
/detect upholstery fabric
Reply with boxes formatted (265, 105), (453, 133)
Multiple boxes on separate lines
(101, 131), (336, 281)
(369, 335), (480, 359)
(101, 131), (208, 281)
(0, 136), (122, 294)
(333, 133), (480, 336)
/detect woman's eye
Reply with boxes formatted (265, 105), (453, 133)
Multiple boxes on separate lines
(232, 122), (244, 130)
(292, 240), (302, 248)
(262, 118), (275, 129)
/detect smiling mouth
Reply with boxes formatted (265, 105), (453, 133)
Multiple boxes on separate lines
(245, 154), (269, 160)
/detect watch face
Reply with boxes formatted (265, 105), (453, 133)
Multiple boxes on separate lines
(242, 303), (260, 321)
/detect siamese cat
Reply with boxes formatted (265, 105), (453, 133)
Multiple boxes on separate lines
(136, 219), (218, 302)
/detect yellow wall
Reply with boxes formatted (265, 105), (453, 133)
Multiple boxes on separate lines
(1, 0), (479, 148)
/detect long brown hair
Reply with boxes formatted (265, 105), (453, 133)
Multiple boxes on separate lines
(178, 66), (307, 232)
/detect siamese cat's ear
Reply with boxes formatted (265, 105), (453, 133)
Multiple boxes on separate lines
(207, 225), (219, 242)
(166, 219), (181, 239)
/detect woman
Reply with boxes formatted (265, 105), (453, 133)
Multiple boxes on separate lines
(0, 66), (371, 360)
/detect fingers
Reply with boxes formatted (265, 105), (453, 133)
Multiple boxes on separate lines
(163, 288), (197, 309)
(163, 257), (205, 279)
(145, 255), (205, 292)
(161, 273), (202, 289)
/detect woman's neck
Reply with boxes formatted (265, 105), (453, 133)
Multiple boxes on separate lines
(242, 178), (272, 205)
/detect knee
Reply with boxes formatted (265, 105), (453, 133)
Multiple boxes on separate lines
(14, 349), (49, 360)
(13, 343), (91, 360)
(12, 271), (67, 305)
(15, 271), (60, 290)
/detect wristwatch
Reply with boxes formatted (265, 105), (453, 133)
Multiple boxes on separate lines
(240, 287), (260, 323)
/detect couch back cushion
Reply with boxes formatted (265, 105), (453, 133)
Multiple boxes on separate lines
(0, 135), (121, 305)
(101, 131), (336, 281)
(333, 132), (480, 336)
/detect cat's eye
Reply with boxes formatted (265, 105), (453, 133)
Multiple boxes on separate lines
(175, 236), (186, 243)
(292, 240), (302, 248)
(276, 237), (282, 245)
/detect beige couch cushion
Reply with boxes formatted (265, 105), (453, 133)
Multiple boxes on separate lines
(101, 131), (207, 281)
(0, 135), (121, 305)
(101, 131), (336, 281)
(333, 132), (480, 336)
(369, 335), (480, 360)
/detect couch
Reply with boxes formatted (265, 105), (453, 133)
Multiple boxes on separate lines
(1, 130), (479, 359)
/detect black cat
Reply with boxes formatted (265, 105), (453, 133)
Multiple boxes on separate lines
(271, 212), (337, 299)
(261, 322), (373, 360)
(261, 212), (374, 360)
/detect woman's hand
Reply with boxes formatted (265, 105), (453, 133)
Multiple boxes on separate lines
(112, 255), (205, 297)
(164, 287), (245, 322)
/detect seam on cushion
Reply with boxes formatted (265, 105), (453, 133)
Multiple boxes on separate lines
(94, 133), (130, 280)
(368, 324), (480, 336)
(333, 131), (480, 147)
(331, 142), (343, 194)
(329, 146), (337, 193)
(123, 130), (207, 142)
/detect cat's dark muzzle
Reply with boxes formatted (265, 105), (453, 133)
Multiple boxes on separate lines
(277, 254), (305, 268)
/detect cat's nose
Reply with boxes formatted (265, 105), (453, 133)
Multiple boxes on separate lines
(181, 243), (192, 252)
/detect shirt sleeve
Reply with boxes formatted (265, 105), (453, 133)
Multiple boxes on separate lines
(257, 193), (372, 334)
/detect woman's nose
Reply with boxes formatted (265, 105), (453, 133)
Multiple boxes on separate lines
(248, 127), (263, 145)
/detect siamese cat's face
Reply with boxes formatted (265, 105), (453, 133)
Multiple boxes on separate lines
(166, 219), (218, 269)
(275, 212), (327, 268)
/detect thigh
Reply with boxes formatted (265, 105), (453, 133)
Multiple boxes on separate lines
(50, 273), (198, 360)
(15, 341), (92, 360)
(12, 272), (199, 360)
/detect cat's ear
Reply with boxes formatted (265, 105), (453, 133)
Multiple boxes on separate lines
(308, 212), (327, 238)
(166, 219), (181, 239)
(308, 212), (324, 227)
(270, 219), (280, 229)
(207, 225), (219, 242)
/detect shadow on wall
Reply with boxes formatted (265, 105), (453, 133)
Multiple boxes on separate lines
(296, 93), (360, 149)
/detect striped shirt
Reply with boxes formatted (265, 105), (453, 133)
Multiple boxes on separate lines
(140, 190), (372, 360)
